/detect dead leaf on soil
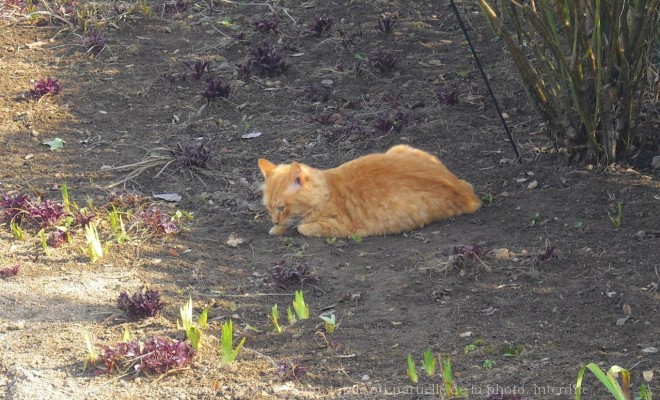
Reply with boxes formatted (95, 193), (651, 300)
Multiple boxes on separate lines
(241, 131), (262, 139)
(643, 370), (654, 382)
(153, 193), (182, 202)
(492, 248), (513, 260)
(480, 306), (497, 315)
(622, 303), (632, 316)
(226, 233), (244, 248)
(615, 316), (629, 326)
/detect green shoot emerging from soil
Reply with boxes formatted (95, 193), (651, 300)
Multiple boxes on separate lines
(292, 290), (309, 320)
(406, 353), (418, 384)
(271, 304), (283, 333)
(440, 356), (465, 398)
(84, 224), (103, 263)
(576, 363), (652, 400)
(422, 349), (436, 376)
(179, 296), (202, 349)
(82, 330), (99, 372)
(608, 201), (623, 228)
(287, 306), (297, 325)
(10, 221), (24, 240)
(220, 320), (245, 365)
(482, 359), (495, 369)
(319, 312), (336, 334)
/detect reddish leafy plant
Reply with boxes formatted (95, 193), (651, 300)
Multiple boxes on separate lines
(253, 16), (279, 33)
(376, 13), (397, 34)
(29, 199), (65, 228)
(117, 288), (164, 320)
(0, 193), (31, 224)
(303, 83), (331, 103)
(369, 48), (397, 73)
(183, 60), (210, 80)
(175, 141), (211, 168)
(81, 29), (108, 55)
(138, 208), (180, 235)
(201, 77), (230, 102)
(304, 15), (334, 36)
(247, 41), (288, 76)
(96, 336), (194, 375)
(47, 229), (68, 248)
(277, 360), (307, 381)
(0, 264), (20, 277)
(107, 191), (147, 210)
(272, 259), (320, 289)
(447, 242), (487, 265)
(435, 86), (459, 105)
(373, 111), (411, 134)
(29, 78), (62, 100)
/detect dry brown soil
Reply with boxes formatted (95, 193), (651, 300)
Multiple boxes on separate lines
(0, 1), (658, 399)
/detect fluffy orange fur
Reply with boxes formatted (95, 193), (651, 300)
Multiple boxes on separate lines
(258, 144), (481, 238)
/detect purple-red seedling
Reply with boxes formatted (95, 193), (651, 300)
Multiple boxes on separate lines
(82, 29), (108, 55)
(107, 191), (147, 210)
(253, 16), (279, 33)
(117, 288), (164, 320)
(201, 76), (230, 102)
(155, 0), (188, 15)
(247, 41), (288, 76)
(71, 210), (96, 228)
(369, 48), (397, 73)
(183, 60), (210, 80)
(447, 242), (487, 265)
(30, 199), (65, 228)
(176, 142), (210, 168)
(303, 83), (331, 103)
(0, 193), (31, 224)
(0, 264), (20, 277)
(97, 336), (194, 375)
(138, 208), (180, 235)
(435, 86), (459, 105)
(277, 360), (308, 381)
(272, 259), (320, 289)
(537, 245), (556, 261)
(29, 78), (62, 100)
(47, 229), (68, 248)
(304, 15), (334, 36)
(376, 13), (397, 34)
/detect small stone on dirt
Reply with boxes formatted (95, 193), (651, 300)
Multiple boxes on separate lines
(7, 321), (25, 331)
(321, 79), (334, 86)
(527, 180), (538, 189)
(616, 316), (629, 326)
(492, 248), (513, 260)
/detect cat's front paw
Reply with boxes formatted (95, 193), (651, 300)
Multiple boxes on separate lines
(269, 225), (287, 235)
(297, 223), (323, 237)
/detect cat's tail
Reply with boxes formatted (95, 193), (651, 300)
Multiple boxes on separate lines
(456, 180), (481, 215)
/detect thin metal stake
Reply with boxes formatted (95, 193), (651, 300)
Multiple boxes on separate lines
(448, 0), (521, 161)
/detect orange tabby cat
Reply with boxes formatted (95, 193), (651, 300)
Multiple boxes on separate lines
(258, 144), (481, 237)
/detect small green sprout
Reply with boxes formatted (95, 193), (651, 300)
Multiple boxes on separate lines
(440, 355), (466, 398)
(574, 220), (584, 230)
(38, 228), (48, 252)
(287, 306), (297, 325)
(351, 234), (362, 244)
(60, 182), (70, 213)
(178, 296), (202, 349)
(464, 344), (477, 354)
(480, 193), (493, 204)
(319, 312), (336, 334)
(82, 330), (99, 372)
(108, 207), (130, 243)
(482, 359), (495, 369)
(270, 304), (283, 333)
(10, 221), (24, 240)
(220, 320), (246, 365)
(608, 201), (623, 228)
(292, 290), (309, 320)
(422, 349), (436, 376)
(84, 224), (103, 263)
(406, 353), (418, 384)
(198, 307), (209, 329)
(121, 326), (133, 342)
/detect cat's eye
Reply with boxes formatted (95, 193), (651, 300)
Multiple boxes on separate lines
(276, 206), (285, 213)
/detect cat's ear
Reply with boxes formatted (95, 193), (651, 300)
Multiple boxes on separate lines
(289, 162), (304, 190)
(258, 159), (276, 178)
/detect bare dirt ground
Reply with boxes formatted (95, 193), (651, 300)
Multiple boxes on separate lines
(0, 1), (658, 399)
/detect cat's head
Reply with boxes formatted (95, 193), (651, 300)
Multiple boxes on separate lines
(258, 159), (324, 226)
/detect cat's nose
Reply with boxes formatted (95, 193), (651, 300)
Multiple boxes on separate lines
(271, 214), (279, 224)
